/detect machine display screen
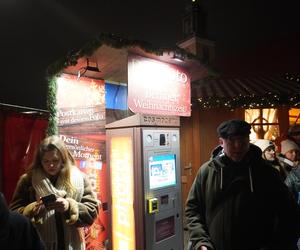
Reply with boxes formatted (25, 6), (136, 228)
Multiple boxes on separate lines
(149, 154), (176, 190)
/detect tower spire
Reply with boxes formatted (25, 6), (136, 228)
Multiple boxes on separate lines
(182, 0), (207, 39)
(179, 0), (215, 65)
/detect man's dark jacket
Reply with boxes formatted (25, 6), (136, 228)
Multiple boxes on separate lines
(185, 144), (300, 250)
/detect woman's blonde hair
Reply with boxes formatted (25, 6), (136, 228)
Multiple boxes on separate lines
(28, 135), (76, 194)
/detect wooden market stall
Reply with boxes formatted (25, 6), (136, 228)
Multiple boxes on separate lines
(180, 73), (300, 204)
(46, 33), (210, 249)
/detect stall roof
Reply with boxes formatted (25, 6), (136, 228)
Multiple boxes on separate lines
(192, 73), (300, 109)
(0, 103), (49, 118)
(48, 33), (209, 83)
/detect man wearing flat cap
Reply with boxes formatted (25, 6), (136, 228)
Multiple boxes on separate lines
(185, 119), (300, 250)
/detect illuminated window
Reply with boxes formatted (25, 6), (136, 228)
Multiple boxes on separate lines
(245, 108), (279, 141)
(289, 108), (300, 125)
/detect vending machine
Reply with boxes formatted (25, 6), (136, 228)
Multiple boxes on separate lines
(106, 114), (183, 250)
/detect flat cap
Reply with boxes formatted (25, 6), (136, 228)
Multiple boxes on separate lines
(217, 119), (251, 138)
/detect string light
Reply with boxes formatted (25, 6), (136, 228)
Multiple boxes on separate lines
(196, 92), (300, 109)
(285, 73), (300, 82)
(195, 72), (300, 109)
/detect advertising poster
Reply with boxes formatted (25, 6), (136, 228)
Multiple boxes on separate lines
(110, 136), (135, 250)
(57, 74), (108, 249)
(128, 54), (191, 116)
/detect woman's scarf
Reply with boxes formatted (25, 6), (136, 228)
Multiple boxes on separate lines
(32, 167), (85, 250)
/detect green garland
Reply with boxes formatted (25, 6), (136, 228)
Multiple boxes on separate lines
(195, 88), (300, 110)
(47, 33), (203, 77)
(46, 76), (58, 136)
(193, 72), (300, 110)
(195, 93), (293, 110)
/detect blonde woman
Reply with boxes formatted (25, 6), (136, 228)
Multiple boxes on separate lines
(10, 135), (99, 250)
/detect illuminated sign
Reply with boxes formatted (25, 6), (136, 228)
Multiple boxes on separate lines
(111, 137), (136, 250)
(56, 74), (106, 131)
(128, 54), (191, 116)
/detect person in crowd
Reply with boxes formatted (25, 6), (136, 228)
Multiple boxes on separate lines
(253, 139), (287, 180)
(285, 158), (300, 204)
(10, 135), (99, 250)
(185, 119), (300, 250)
(288, 124), (300, 148)
(278, 139), (300, 173)
(275, 124), (300, 159)
(0, 192), (45, 250)
(281, 137), (300, 250)
(282, 139), (300, 203)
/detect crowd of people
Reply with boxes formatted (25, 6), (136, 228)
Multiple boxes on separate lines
(186, 120), (300, 250)
(253, 127), (300, 202)
(2, 120), (300, 250)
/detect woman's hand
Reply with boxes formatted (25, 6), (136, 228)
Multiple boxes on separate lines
(33, 199), (46, 216)
(46, 197), (69, 213)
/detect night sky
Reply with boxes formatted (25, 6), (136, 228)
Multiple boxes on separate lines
(0, 0), (299, 110)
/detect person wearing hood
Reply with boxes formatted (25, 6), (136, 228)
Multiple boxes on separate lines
(253, 139), (287, 181)
(185, 119), (300, 250)
(278, 139), (300, 173)
(0, 192), (45, 250)
(283, 139), (300, 202)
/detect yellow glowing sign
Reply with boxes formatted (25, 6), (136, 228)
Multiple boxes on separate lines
(111, 136), (136, 250)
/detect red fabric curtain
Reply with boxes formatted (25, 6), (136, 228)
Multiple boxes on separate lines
(2, 113), (48, 203)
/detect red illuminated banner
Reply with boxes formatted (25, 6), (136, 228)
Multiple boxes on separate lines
(128, 54), (191, 116)
(57, 74), (108, 249)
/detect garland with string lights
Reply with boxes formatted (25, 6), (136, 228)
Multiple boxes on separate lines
(196, 93), (300, 109)
(46, 33), (208, 135)
(194, 73), (300, 110)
